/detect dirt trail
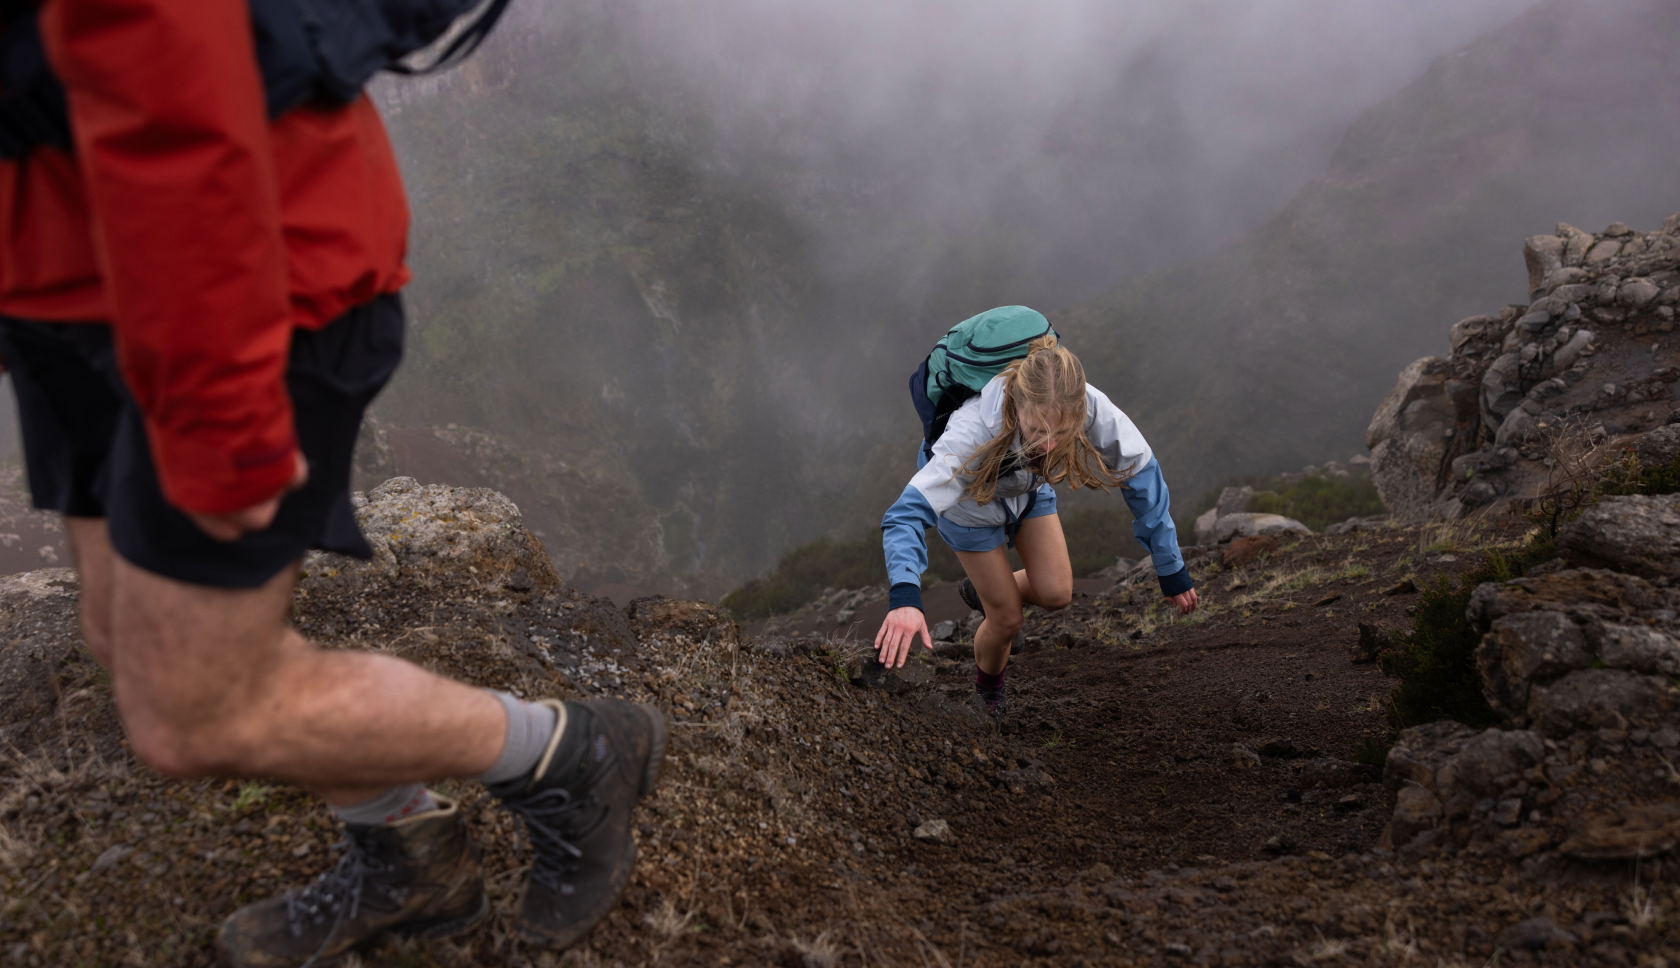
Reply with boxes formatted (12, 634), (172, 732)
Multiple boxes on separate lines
(1, 518), (1676, 967)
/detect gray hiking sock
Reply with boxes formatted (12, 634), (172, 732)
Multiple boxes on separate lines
(331, 783), (437, 827)
(472, 691), (562, 786)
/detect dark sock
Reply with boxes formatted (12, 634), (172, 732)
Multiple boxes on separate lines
(976, 668), (1005, 692)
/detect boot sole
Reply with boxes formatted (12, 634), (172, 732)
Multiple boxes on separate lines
(394, 893), (491, 942)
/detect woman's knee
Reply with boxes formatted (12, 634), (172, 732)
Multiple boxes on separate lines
(1039, 587), (1073, 611)
(987, 609), (1024, 637)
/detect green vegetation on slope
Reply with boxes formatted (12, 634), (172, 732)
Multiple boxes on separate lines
(722, 504), (1140, 620)
(1190, 473), (1384, 533)
(1379, 545), (1545, 730)
(1378, 443), (1680, 731)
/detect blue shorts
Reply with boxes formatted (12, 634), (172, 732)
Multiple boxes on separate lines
(936, 483), (1057, 553)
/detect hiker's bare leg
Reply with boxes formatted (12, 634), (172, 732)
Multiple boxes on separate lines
(1012, 513), (1073, 612)
(957, 545), (1022, 676)
(957, 514), (1072, 676)
(108, 553), (504, 802)
(65, 517), (115, 668)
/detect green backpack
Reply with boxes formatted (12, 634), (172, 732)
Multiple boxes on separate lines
(909, 305), (1056, 457)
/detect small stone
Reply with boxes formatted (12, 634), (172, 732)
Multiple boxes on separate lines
(1502, 916), (1578, 951)
(1262, 835), (1290, 854)
(1259, 737), (1306, 758)
(89, 844), (132, 874)
(1501, 827), (1553, 858)
(931, 620), (957, 642)
(1491, 797), (1524, 826)
(913, 819), (954, 844)
(1334, 794), (1365, 813)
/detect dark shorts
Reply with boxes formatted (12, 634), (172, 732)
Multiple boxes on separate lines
(0, 295), (404, 588)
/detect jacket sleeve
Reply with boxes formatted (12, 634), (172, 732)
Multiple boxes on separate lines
(880, 405), (995, 611)
(1121, 458), (1193, 596)
(40, 0), (298, 515)
(1085, 385), (1193, 597)
(881, 484), (937, 612)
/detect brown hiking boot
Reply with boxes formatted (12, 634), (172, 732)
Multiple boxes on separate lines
(489, 699), (666, 949)
(215, 797), (486, 968)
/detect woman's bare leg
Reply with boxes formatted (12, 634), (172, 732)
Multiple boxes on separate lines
(1012, 513), (1073, 611)
(956, 512), (1074, 675)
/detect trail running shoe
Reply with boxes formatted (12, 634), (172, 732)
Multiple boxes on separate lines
(215, 798), (487, 968)
(977, 683), (1008, 721)
(958, 577), (983, 614)
(489, 699), (667, 950)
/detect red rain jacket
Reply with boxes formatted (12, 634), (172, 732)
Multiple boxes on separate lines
(0, 0), (410, 515)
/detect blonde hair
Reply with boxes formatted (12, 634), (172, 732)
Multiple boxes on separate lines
(961, 334), (1129, 504)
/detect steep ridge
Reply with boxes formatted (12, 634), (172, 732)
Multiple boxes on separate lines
(3, 472), (1677, 965)
(1056, 0), (1680, 498)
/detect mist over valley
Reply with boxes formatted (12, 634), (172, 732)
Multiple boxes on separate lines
(359, 0), (1677, 600)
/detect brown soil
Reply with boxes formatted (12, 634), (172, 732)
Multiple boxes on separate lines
(2, 517), (1677, 967)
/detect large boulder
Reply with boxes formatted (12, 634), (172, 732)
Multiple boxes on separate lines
(1476, 611), (1592, 722)
(1527, 668), (1676, 738)
(1633, 422), (1680, 470)
(1367, 357), (1464, 519)
(1558, 494), (1680, 579)
(299, 476), (560, 592)
(1212, 513), (1311, 543)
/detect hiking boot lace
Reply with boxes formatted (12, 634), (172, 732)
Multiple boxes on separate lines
(503, 787), (598, 892)
(285, 835), (402, 968)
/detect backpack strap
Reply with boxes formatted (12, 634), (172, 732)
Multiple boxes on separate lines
(388, 0), (515, 74)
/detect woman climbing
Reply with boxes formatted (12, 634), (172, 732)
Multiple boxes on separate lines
(874, 305), (1197, 719)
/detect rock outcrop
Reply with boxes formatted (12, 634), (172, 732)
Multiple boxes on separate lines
(1379, 495), (1680, 866)
(299, 476), (560, 593)
(1369, 215), (1680, 519)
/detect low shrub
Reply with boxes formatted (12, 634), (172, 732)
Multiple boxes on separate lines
(1249, 475), (1384, 532)
(722, 527), (969, 620)
(721, 536), (885, 620)
(1378, 538), (1553, 730)
(1190, 471), (1383, 533)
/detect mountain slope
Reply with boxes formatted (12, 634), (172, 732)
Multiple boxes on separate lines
(1056, 0), (1680, 496)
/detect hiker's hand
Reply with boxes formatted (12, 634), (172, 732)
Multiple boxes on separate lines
(874, 606), (931, 669)
(1168, 588), (1199, 616)
(187, 450), (308, 541)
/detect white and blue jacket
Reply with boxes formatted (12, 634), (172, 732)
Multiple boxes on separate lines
(882, 375), (1192, 611)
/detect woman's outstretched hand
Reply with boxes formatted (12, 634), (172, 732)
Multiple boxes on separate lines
(874, 606), (932, 669)
(1169, 588), (1199, 616)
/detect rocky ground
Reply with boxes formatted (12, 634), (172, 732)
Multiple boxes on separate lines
(1, 479), (1675, 967)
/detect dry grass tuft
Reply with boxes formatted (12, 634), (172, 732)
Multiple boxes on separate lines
(791, 930), (842, 968)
